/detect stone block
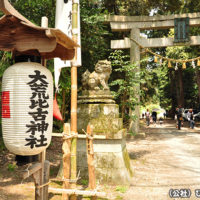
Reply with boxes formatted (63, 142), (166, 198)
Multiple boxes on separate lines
(93, 138), (126, 153)
(77, 103), (124, 138)
(89, 117), (123, 137)
(77, 138), (132, 185)
(95, 167), (130, 185)
(78, 104), (119, 118)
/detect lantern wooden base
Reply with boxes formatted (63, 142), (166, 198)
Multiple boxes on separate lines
(22, 158), (50, 200)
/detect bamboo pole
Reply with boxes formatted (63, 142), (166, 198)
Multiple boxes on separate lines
(41, 16), (48, 67)
(48, 188), (107, 198)
(70, 1), (79, 200)
(52, 133), (106, 139)
(62, 123), (71, 200)
(70, 66), (77, 200)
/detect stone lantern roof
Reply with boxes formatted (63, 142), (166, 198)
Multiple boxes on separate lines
(0, 0), (79, 60)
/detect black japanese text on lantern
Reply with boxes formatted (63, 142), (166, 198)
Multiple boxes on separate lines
(25, 70), (49, 149)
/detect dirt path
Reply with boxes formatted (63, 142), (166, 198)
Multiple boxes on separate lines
(124, 120), (200, 200)
(0, 137), (63, 200)
(1, 120), (200, 200)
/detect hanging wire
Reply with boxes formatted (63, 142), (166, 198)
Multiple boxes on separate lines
(130, 37), (200, 68)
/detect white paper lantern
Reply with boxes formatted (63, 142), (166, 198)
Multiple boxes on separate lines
(2, 62), (53, 155)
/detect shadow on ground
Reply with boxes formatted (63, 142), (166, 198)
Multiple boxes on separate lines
(129, 150), (150, 160)
(0, 189), (31, 200)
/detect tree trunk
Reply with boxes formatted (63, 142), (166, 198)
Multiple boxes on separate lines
(104, 0), (118, 14)
(121, 91), (127, 122)
(177, 68), (184, 107)
(169, 69), (176, 118)
(175, 71), (179, 106)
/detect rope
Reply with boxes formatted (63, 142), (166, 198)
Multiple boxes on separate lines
(36, 181), (50, 189)
(82, 129), (94, 140)
(130, 37), (200, 64)
(51, 170), (81, 183)
(22, 163), (32, 182)
(62, 132), (78, 140)
(24, 165), (31, 178)
(51, 178), (79, 183)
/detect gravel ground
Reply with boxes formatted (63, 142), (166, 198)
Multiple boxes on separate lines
(124, 119), (200, 200)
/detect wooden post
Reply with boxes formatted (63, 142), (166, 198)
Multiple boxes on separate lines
(33, 170), (41, 200)
(70, 1), (79, 200)
(86, 125), (97, 200)
(62, 123), (71, 200)
(39, 151), (45, 200)
(30, 153), (45, 200)
(32, 159), (49, 200)
(43, 160), (50, 200)
(36, 16), (49, 200)
(22, 163), (42, 200)
(86, 125), (96, 189)
(129, 28), (140, 134)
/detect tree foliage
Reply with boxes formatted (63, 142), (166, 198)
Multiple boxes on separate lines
(0, 0), (200, 127)
(109, 50), (140, 121)
(80, 0), (111, 73)
(10, 0), (56, 27)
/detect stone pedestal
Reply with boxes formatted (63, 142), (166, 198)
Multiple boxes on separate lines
(77, 103), (126, 138)
(77, 138), (132, 185)
(77, 91), (133, 184)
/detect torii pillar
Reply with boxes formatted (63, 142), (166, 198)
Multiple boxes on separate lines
(110, 28), (141, 134)
(129, 28), (140, 134)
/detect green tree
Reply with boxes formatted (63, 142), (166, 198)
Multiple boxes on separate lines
(109, 50), (140, 122)
(80, 0), (111, 74)
(10, 0), (56, 27)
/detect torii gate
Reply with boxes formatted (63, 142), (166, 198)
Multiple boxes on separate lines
(107, 12), (200, 133)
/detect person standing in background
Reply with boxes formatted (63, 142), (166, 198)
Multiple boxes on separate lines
(188, 109), (195, 129)
(145, 109), (150, 126)
(175, 106), (183, 130)
(152, 111), (157, 124)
